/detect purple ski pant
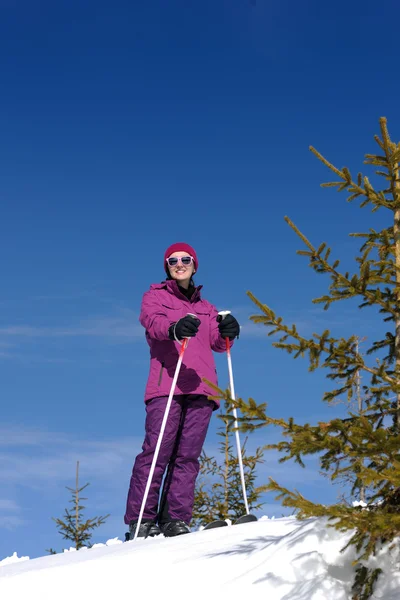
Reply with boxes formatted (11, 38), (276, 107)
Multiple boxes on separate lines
(124, 394), (213, 525)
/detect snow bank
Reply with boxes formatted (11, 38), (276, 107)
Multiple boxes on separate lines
(0, 517), (399, 599)
(0, 552), (30, 567)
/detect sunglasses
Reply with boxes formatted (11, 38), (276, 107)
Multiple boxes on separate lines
(166, 255), (194, 267)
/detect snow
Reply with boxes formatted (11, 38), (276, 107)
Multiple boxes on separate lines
(0, 552), (29, 567)
(1, 517), (400, 599)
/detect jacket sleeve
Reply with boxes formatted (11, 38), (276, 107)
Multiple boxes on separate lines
(209, 303), (234, 353)
(139, 291), (172, 341)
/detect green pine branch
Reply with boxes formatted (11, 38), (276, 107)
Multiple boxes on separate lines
(206, 118), (400, 600)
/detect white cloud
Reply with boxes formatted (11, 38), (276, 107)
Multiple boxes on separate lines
(239, 322), (267, 338)
(0, 426), (143, 489)
(0, 516), (24, 530)
(0, 308), (144, 362)
(0, 499), (19, 511)
(0, 425), (144, 532)
(0, 498), (24, 531)
(0, 312), (142, 340)
(0, 427), (71, 447)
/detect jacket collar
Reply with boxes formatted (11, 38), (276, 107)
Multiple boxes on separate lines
(150, 280), (203, 302)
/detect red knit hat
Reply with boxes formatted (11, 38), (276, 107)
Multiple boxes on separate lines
(164, 242), (198, 273)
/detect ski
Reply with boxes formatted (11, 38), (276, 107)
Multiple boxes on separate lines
(233, 514), (258, 525)
(125, 514), (259, 538)
(202, 520), (228, 530)
(202, 514), (257, 531)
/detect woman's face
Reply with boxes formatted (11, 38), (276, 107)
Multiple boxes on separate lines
(167, 251), (195, 287)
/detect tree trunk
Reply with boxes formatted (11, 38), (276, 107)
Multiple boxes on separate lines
(75, 460), (79, 546)
(395, 209), (400, 431)
(355, 341), (366, 504)
(394, 169), (400, 431)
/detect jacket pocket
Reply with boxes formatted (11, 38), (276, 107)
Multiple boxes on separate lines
(161, 303), (182, 312)
(193, 308), (210, 317)
(157, 361), (165, 386)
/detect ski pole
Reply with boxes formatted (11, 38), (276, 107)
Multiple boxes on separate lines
(133, 314), (196, 540)
(218, 310), (250, 515)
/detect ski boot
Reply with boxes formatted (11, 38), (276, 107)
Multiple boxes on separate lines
(128, 519), (161, 539)
(160, 520), (190, 537)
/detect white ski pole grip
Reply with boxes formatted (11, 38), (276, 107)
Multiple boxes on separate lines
(217, 310), (231, 322)
(217, 310), (250, 515)
(173, 312), (200, 344)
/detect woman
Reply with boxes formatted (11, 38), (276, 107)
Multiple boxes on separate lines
(124, 242), (240, 538)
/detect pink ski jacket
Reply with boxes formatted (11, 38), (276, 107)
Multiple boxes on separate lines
(139, 280), (232, 408)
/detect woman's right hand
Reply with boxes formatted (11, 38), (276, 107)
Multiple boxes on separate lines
(169, 315), (201, 341)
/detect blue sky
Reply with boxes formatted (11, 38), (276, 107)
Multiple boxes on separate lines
(0, 0), (397, 558)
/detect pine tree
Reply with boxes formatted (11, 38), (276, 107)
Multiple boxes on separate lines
(213, 118), (400, 599)
(192, 400), (267, 526)
(49, 461), (109, 552)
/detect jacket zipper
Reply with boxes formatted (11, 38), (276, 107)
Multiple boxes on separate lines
(157, 361), (165, 386)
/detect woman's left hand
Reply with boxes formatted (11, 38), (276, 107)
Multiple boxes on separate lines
(218, 314), (240, 340)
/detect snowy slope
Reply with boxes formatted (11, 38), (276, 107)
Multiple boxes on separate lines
(1, 517), (400, 600)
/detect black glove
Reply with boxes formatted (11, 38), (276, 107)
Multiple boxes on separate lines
(217, 314), (240, 340)
(169, 315), (201, 341)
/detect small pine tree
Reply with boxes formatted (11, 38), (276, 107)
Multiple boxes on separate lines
(49, 461), (109, 552)
(192, 400), (267, 526)
(213, 118), (400, 599)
